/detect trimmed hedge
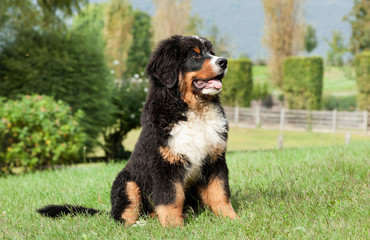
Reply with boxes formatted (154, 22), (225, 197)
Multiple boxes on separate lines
(222, 58), (253, 107)
(322, 95), (357, 111)
(283, 57), (324, 110)
(0, 95), (86, 175)
(355, 51), (370, 111)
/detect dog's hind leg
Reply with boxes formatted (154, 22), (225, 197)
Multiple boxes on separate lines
(120, 181), (141, 225)
(110, 171), (142, 226)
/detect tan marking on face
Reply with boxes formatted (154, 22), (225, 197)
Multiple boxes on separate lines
(159, 146), (186, 165)
(179, 59), (218, 108)
(194, 47), (201, 54)
(198, 177), (238, 219)
(179, 72), (197, 107)
(121, 181), (141, 226)
(192, 59), (216, 80)
(155, 182), (185, 227)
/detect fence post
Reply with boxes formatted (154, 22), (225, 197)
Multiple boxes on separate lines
(345, 132), (351, 145)
(332, 109), (337, 133)
(234, 105), (239, 124)
(277, 133), (284, 150)
(363, 110), (368, 134)
(279, 107), (285, 131)
(255, 105), (261, 127)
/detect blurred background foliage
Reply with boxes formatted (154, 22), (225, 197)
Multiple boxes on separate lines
(0, 0), (369, 171)
(0, 95), (86, 175)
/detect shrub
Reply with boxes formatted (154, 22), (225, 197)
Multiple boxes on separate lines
(125, 10), (153, 78)
(0, 29), (114, 149)
(322, 95), (357, 111)
(103, 75), (148, 159)
(251, 82), (269, 100)
(222, 58), (253, 107)
(0, 95), (86, 175)
(283, 56), (324, 110)
(251, 82), (273, 108)
(355, 51), (370, 111)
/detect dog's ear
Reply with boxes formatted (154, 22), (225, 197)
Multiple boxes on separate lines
(146, 36), (182, 89)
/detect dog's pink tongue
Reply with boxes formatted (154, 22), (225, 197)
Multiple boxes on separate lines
(208, 80), (222, 89)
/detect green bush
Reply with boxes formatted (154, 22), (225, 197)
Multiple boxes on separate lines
(222, 58), (253, 107)
(251, 82), (273, 107)
(283, 56), (324, 110)
(251, 82), (270, 100)
(0, 95), (86, 175)
(103, 75), (148, 159)
(125, 10), (153, 78)
(0, 29), (114, 149)
(322, 95), (357, 111)
(355, 51), (370, 111)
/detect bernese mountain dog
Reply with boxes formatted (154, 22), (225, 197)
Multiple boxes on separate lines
(37, 35), (238, 227)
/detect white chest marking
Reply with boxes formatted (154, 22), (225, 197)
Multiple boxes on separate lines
(167, 104), (227, 185)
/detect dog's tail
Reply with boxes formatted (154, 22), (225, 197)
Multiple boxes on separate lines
(36, 204), (102, 218)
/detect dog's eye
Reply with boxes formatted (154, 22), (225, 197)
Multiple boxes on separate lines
(192, 52), (201, 59)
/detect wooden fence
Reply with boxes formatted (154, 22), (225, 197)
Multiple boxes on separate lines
(224, 106), (369, 134)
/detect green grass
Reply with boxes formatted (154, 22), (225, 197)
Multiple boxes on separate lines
(123, 127), (369, 152)
(253, 65), (281, 94)
(252, 65), (358, 96)
(1, 142), (369, 239)
(323, 66), (357, 96)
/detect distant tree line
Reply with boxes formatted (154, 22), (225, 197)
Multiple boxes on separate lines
(0, 0), (369, 171)
(259, 0), (369, 111)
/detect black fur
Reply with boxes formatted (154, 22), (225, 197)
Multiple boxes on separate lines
(37, 204), (101, 218)
(37, 35), (237, 226)
(146, 37), (181, 89)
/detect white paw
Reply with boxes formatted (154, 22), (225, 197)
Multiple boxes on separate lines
(132, 220), (147, 227)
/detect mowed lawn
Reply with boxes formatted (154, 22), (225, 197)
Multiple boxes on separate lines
(123, 126), (369, 152)
(1, 141), (369, 239)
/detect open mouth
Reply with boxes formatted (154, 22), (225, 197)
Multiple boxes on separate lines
(193, 74), (224, 90)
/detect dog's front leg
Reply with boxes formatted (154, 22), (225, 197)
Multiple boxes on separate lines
(153, 180), (185, 227)
(199, 176), (238, 219)
(198, 159), (238, 220)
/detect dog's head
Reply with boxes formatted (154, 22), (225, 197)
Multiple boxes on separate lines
(146, 35), (228, 106)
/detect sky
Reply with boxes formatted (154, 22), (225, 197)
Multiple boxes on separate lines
(89, 0), (353, 60)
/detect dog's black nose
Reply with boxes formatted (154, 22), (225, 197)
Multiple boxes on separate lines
(216, 58), (228, 69)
